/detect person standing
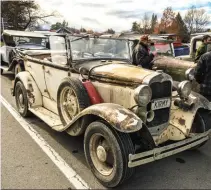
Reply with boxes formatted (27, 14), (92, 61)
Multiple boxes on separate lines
(132, 35), (155, 69)
(194, 51), (211, 101)
(195, 35), (211, 62)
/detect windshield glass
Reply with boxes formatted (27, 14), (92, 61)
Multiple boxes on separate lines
(70, 37), (130, 60)
(153, 42), (173, 56)
(14, 36), (46, 46)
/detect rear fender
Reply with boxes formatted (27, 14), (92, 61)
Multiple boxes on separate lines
(13, 71), (42, 107)
(63, 103), (144, 136)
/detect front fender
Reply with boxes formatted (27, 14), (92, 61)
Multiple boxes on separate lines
(64, 103), (143, 135)
(13, 71), (42, 107)
(154, 92), (211, 145)
(169, 91), (211, 136)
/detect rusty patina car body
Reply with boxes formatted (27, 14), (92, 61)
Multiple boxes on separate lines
(12, 35), (211, 187)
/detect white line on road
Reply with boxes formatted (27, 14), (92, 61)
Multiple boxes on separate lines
(0, 95), (91, 189)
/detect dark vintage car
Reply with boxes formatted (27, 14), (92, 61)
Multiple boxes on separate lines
(0, 30), (48, 75)
(12, 35), (211, 187)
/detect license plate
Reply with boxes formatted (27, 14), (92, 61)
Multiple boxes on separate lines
(151, 98), (171, 110)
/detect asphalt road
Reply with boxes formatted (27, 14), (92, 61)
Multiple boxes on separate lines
(1, 71), (211, 189)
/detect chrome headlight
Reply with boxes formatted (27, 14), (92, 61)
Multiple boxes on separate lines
(178, 81), (192, 99)
(134, 85), (152, 106)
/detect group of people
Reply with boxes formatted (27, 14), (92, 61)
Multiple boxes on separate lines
(132, 34), (211, 101)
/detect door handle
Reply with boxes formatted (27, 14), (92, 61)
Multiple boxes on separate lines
(27, 64), (31, 68)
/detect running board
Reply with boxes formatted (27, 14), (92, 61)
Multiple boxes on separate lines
(29, 107), (64, 131)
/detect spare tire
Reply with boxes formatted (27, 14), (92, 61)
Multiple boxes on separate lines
(57, 77), (91, 128)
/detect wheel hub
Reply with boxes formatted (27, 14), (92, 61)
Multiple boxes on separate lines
(97, 145), (107, 162)
(19, 94), (23, 104)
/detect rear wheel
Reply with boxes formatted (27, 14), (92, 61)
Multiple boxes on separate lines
(84, 121), (135, 188)
(15, 81), (30, 117)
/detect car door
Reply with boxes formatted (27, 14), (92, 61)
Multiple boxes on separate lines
(24, 52), (49, 98)
(43, 36), (69, 106)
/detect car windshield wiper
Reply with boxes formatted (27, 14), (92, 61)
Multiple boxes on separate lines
(70, 35), (89, 42)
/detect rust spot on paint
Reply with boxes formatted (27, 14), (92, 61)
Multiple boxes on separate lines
(178, 118), (186, 126)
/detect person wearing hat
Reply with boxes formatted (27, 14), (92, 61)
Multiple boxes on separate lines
(195, 35), (211, 63)
(132, 35), (155, 69)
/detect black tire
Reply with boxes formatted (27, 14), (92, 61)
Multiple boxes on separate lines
(57, 77), (90, 126)
(84, 121), (135, 188)
(15, 81), (30, 117)
(1, 69), (3, 75)
(14, 63), (24, 76)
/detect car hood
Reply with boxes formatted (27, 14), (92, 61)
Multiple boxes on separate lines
(75, 60), (154, 84)
(154, 55), (195, 69)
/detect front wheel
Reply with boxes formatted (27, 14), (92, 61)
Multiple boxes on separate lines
(84, 121), (135, 188)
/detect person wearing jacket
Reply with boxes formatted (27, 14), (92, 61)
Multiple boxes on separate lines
(195, 35), (211, 63)
(194, 51), (211, 101)
(132, 35), (154, 69)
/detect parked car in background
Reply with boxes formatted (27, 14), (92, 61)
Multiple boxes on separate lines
(115, 33), (194, 81)
(12, 34), (211, 187)
(176, 34), (210, 62)
(0, 30), (48, 75)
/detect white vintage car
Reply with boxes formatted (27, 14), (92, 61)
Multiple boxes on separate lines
(0, 30), (47, 75)
(12, 35), (211, 187)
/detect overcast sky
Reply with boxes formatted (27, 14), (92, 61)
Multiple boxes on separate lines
(36, 0), (211, 32)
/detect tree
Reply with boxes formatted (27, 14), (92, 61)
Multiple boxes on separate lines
(1, 0), (57, 30)
(140, 13), (151, 33)
(150, 14), (158, 33)
(131, 21), (140, 32)
(160, 7), (175, 32)
(184, 6), (210, 33)
(51, 20), (68, 30)
(107, 28), (115, 34)
(175, 13), (189, 42)
(80, 28), (87, 33)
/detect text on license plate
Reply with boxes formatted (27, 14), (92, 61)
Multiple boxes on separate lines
(151, 98), (171, 110)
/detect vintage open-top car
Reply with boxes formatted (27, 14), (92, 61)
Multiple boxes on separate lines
(0, 30), (48, 75)
(12, 35), (211, 187)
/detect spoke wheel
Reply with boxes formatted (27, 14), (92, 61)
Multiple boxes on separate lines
(89, 133), (114, 176)
(84, 121), (135, 188)
(60, 87), (79, 124)
(57, 78), (90, 135)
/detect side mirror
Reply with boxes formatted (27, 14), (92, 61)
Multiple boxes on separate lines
(185, 68), (195, 81)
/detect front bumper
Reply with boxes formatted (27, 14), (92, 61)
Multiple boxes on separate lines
(128, 129), (211, 168)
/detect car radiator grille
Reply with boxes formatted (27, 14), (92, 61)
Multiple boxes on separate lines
(147, 81), (172, 128)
